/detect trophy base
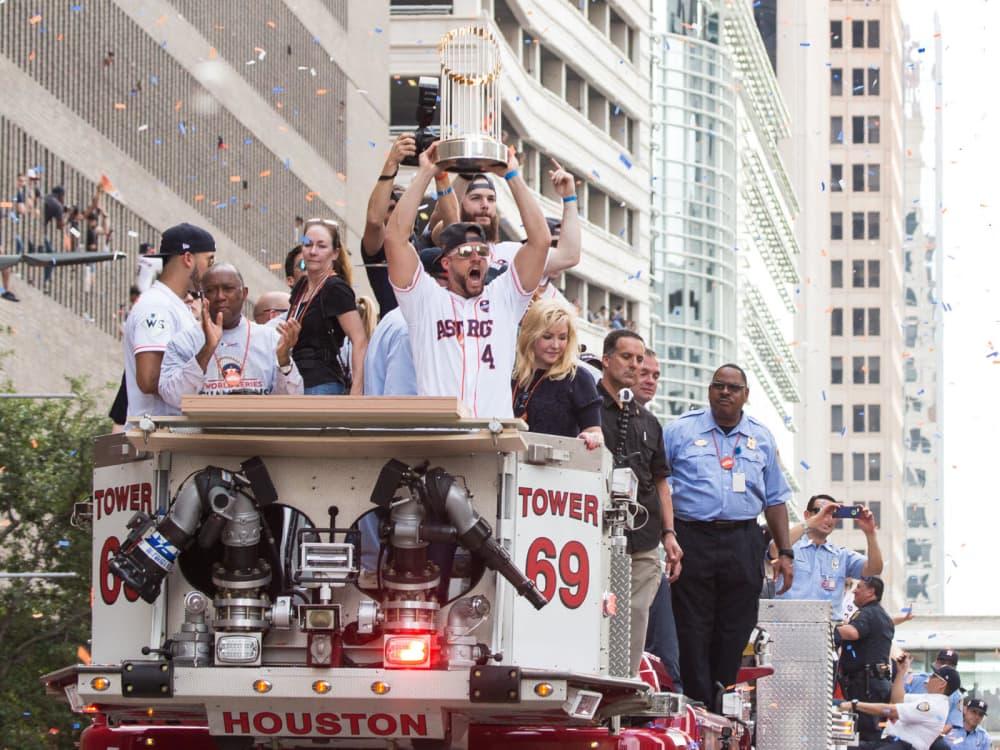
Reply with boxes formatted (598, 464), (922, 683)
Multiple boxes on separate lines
(435, 137), (508, 173)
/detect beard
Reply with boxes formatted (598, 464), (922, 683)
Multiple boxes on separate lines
(460, 207), (499, 243)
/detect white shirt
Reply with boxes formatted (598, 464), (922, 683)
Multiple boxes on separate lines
(158, 317), (302, 408)
(884, 693), (949, 750)
(392, 262), (533, 418)
(123, 281), (195, 422)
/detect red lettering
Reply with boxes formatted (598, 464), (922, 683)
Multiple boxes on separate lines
(316, 712), (341, 736)
(129, 483), (139, 511)
(113, 485), (129, 513)
(99, 536), (121, 605)
(222, 712), (250, 734)
(558, 541), (590, 609)
(400, 713), (429, 737)
(584, 494), (599, 527)
(531, 488), (546, 516)
(368, 714), (397, 736)
(94, 489), (105, 520)
(526, 537), (557, 601)
(342, 713), (365, 735)
(547, 490), (568, 516)
(569, 492), (582, 521)
(285, 712), (312, 735)
(141, 482), (153, 514)
(518, 486), (533, 517)
(103, 488), (115, 518)
(253, 712), (281, 735)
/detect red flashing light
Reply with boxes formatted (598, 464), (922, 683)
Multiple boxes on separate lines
(383, 635), (431, 669)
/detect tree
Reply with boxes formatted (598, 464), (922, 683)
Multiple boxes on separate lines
(0, 382), (108, 749)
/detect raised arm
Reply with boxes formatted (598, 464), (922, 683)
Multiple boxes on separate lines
(385, 143), (439, 289)
(362, 133), (416, 258)
(493, 148), (550, 291)
(544, 158), (581, 276)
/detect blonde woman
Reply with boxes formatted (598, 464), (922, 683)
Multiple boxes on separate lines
(512, 300), (602, 448)
(289, 218), (367, 395)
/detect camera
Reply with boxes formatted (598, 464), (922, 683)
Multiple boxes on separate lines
(832, 504), (864, 519)
(401, 76), (440, 167)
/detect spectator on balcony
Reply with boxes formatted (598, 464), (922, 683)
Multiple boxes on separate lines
(43, 186), (65, 253)
(610, 305), (626, 329)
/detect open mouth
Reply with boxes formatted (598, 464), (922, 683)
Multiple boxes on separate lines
(468, 268), (482, 281)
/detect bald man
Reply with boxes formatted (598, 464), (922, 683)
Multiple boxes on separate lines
(253, 290), (291, 324)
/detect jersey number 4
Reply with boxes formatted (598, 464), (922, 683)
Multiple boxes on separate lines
(481, 344), (494, 370)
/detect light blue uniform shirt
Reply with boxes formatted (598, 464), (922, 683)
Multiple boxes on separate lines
(363, 307), (417, 396)
(943, 724), (991, 750)
(663, 409), (791, 521)
(905, 672), (963, 726)
(775, 535), (865, 619)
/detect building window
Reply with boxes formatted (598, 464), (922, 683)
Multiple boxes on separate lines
(868, 356), (880, 384)
(869, 500), (882, 526)
(852, 308), (866, 336)
(852, 163), (865, 191)
(852, 404), (866, 433)
(831, 308), (844, 336)
(868, 211), (880, 240)
(868, 67), (880, 96)
(852, 259), (865, 287)
(852, 211), (865, 240)
(831, 20), (843, 48)
(832, 259), (844, 288)
(852, 356), (865, 384)
(867, 20), (880, 48)
(832, 116), (844, 144)
(831, 68), (843, 96)
(868, 307), (881, 336)
(852, 68), (865, 95)
(831, 212), (844, 240)
(852, 116), (865, 144)
(832, 405), (845, 433)
(868, 260), (880, 287)
(830, 163), (843, 191)
(868, 164), (881, 191)
(832, 356), (844, 384)
(868, 453), (881, 481)
(868, 116), (881, 143)
(868, 404), (881, 433)
(831, 453), (844, 482)
(852, 452), (865, 481)
(851, 19), (864, 47)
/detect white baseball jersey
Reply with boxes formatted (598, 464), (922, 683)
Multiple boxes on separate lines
(392, 262), (533, 418)
(123, 281), (195, 422)
(158, 317), (303, 409)
(491, 241), (561, 297)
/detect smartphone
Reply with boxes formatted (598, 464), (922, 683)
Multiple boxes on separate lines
(833, 504), (864, 519)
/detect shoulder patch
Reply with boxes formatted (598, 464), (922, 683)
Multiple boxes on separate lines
(917, 701), (930, 712)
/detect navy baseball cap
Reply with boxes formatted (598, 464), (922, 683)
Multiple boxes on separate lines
(465, 174), (496, 194)
(438, 222), (487, 255)
(419, 247), (446, 277)
(936, 649), (959, 666)
(966, 698), (988, 715)
(151, 223), (216, 258)
(933, 665), (961, 695)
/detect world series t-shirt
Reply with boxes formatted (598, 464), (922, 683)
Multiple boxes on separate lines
(392, 262), (533, 418)
(123, 281), (195, 422)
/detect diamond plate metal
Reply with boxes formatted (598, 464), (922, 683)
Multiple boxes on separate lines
(607, 546), (631, 677)
(756, 600), (836, 750)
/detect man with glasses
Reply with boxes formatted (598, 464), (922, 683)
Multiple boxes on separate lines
(384, 142), (550, 418)
(662, 363), (794, 709)
(253, 290), (291, 325)
(906, 649), (965, 731)
(837, 575), (896, 741)
(939, 699), (989, 750)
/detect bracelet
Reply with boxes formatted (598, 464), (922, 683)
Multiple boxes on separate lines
(778, 548), (795, 560)
(504, 169), (519, 181)
(562, 195), (578, 203)
(661, 529), (676, 537)
(378, 168), (399, 182)
(437, 186), (454, 196)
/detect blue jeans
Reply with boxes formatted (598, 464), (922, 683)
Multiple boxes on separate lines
(646, 574), (683, 691)
(304, 381), (346, 395)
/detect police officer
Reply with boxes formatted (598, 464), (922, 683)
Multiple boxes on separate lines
(836, 575), (895, 741)
(906, 649), (963, 729)
(663, 363), (794, 708)
(936, 699), (990, 750)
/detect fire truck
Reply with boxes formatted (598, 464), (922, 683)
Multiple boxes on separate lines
(43, 396), (857, 749)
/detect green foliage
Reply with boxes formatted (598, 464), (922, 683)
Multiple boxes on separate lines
(0, 382), (108, 749)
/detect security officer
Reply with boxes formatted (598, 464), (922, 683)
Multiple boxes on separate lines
(935, 699), (990, 750)
(836, 575), (895, 741)
(663, 363), (794, 709)
(906, 649), (963, 729)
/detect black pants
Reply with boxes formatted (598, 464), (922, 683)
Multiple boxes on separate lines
(842, 675), (891, 741)
(671, 519), (761, 707)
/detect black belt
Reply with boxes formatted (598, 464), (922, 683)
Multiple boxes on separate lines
(843, 663), (891, 679)
(676, 518), (755, 530)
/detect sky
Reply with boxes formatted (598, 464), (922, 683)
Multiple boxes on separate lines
(903, 0), (1000, 615)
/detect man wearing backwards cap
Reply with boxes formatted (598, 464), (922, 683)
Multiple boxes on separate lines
(385, 142), (550, 417)
(906, 649), (964, 730)
(841, 651), (958, 750)
(123, 223), (215, 423)
(939, 699), (990, 750)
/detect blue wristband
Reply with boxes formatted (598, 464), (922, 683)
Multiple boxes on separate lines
(562, 195), (578, 203)
(504, 169), (519, 181)
(438, 186), (454, 196)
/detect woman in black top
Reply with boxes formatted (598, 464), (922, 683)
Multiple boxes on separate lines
(512, 300), (602, 447)
(289, 218), (368, 394)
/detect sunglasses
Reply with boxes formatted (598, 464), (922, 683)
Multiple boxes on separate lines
(710, 382), (746, 394)
(449, 243), (490, 259)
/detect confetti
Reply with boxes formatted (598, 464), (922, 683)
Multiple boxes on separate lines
(799, 460), (811, 470)
(28, 14), (42, 24)
(315, 88), (328, 96)
(618, 153), (633, 169)
(137, 123), (148, 132)
(799, 41), (811, 47)
(30, 437), (38, 449)
(229, 175), (241, 183)
(113, 102), (126, 110)
(57, 539), (70, 548)
(259, 169), (271, 178)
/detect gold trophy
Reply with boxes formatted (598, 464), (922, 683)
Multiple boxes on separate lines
(434, 26), (507, 172)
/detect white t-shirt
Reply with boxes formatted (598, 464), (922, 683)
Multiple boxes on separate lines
(123, 281), (195, 422)
(884, 693), (949, 750)
(392, 262), (533, 418)
(158, 317), (302, 409)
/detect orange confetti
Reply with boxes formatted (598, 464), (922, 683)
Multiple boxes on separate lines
(56, 33), (63, 41)
(30, 438), (38, 449)
(28, 14), (42, 24)
(113, 102), (126, 110)
(335, 172), (347, 182)
(99, 174), (116, 192)
(305, 191), (318, 202)
(208, 47), (218, 60)
(276, 102), (283, 109)
(0, 201), (12, 209)
(335, 199), (346, 208)
(268, 263), (283, 271)
(266, 20), (277, 28)
(28, 50), (36, 62)
(315, 88), (329, 96)
(194, 194), (205, 202)
(174, 100), (183, 111)
(229, 175), (241, 183)
(259, 169), (272, 178)
(155, 14), (167, 25)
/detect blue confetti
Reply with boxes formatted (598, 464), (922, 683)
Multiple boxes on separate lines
(70, 4), (83, 11)
(272, 86), (285, 95)
(374, 26), (383, 33)
(917, 47), (926, 53)
(612, 105), (621, 116)
(149, 74), (158, 85)
(243, 138), (253, 145)
(283, 157), (291, 169)
(72, 723), (81, 730)
(800, 41), (811, 47)
(590, 169), (601, 180)
(368, 140), (377, 149)
(214, 202), (227, 209)
(178, 121), (187, 135)
(821, 389), (827, 401)
(800, 460), (811, 470)
(57, 539), (70, 548)
(618, 153), (633, 169)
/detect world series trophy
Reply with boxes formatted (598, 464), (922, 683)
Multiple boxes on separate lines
(434, 26), (508, 173)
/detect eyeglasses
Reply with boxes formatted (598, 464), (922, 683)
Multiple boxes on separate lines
(262, 308), (289, 316)
(449, 243), (490, 259)
(709, 382), (746, 394)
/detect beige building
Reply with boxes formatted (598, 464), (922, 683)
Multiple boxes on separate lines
(778, 0), (907, 614)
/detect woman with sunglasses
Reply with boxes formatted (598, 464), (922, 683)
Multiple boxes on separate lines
(512, 300), (603, 448)
(289, 218), (368, 395)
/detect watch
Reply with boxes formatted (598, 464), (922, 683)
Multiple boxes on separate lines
(778, 548), (795, 560)
(278, 362), (293, 376)
(661, 529), (676, 538)
(851, 699), (859, 711)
